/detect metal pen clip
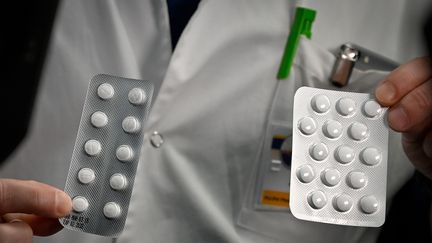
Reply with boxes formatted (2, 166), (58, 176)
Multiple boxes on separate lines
(330, 44), (360, 87)
(330, 43), (399, 87)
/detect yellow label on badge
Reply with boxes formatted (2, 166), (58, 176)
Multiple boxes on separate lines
(261, 190), (290, 208)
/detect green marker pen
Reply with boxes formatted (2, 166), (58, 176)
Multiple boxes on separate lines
(277, 7), (316, 80)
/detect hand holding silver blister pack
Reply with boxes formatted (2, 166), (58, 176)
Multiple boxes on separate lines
(60, 74), (154, 236)
(290, 87), (389, 227)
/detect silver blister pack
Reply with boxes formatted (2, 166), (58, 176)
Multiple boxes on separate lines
(60, 74), (154, 236)
(290, 87), (388, 227)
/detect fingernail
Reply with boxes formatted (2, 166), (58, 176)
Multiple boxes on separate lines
(376, 82), (396, 104)
(55, 190), (72, 216)
(388, 106), (409, 131)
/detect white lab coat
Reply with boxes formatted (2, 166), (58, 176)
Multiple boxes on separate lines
(1, 0), (430, 242)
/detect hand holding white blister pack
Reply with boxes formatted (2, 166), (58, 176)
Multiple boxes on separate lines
(60, 74), (154, 236)
(290, 87), (388, 227)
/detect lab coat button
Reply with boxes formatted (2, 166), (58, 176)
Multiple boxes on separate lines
(150, 131), (164, 148)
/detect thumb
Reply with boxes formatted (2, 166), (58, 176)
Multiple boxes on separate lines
(0, 220), (33, 243)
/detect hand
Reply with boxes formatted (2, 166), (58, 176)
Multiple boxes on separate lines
(0, 179), (71, 243)
(375, 57), (432, 179)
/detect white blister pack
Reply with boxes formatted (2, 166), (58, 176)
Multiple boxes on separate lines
(60, 74), (154, 236)
(290, 87), (388, 227)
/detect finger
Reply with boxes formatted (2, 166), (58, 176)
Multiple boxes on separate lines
(0, 220), (32, 243)
(402, 129), (432, 180)
(0, 179), (72, 217)
(2, 214), (63, 237)
(375, 57), (432, 106)
(387, 79), (432, 132)
(400, 115), (432, 143)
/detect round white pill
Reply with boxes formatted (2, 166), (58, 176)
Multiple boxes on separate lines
(84, 139), (101, 156)
(347, 171), (368, 189)
(321, 168), (341, 187)
(323, 120), (343, 139)
(361, 147), (382, 166)
(311, 94), (330, 113)
(90, 111), (108, 128)
(333, 194), (353, 212)
(296, 165), (315, 183)
(309, 143), (329, 161)
(122, 116), (141, 133)
(110, 173), (128, 190)
(348, 122), (369, 141)
(77, 168), (95, 184)
(72, 196), (89, 213)
(360, 195), (379, 214)
(363, 100), (382, 118)
(128, 88), (147, 105)
(308, 191), (327, 209)
(116, 145), (134, 162)
(97, 83), (115, 100)
(335, 145), (355, 164)
(336, 98), (356, 116)
(103, 202), (121, 219)
(298, 117), (317, 135)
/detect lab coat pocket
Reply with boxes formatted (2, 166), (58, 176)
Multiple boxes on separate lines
(237, 37), (411, 243)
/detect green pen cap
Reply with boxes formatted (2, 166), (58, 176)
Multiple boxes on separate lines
(277, 7), (316, 80)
